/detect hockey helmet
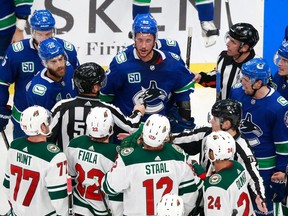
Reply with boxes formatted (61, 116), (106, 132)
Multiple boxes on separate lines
(38, 38), (66, 61)
(228, 23), (259, 49)
(156, 193), (184, 216)
(20, 105), (52, 136)
(86, 107), (114, 138)
(73, 62), (106, 94)
(142, 114), (170, 148)
(274, 41), (288, 65)
(132, 13), (158, 39)
(211, 99), (242, 129)
(205, 131), (235, 162)
(30, 10), (55, 31)
(241, 58), (271, 85)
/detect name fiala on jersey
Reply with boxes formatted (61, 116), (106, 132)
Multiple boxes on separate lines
(78, 149), (97, 164)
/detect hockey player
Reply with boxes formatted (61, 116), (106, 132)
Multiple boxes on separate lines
(272, 41), (288, 100)
(26, 38), (77, 111)
(156, 193), (184, 216)
(100, 13), (195, 126)
(194, 22), (259, 100)
(172, 99), (268, 214)
(132, 0), (219, 47)
(0, 0), (33, 60)
(67, 107), (121, 215)
(3, 105), (69, 215)
(230, 58), (288, 216)
(49, 62), (145, 154)
(101, 114), (203, 215)
(0, 9), (79, 139)
(203, 130), (255, 215)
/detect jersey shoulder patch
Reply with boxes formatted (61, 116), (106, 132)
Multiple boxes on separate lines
(32, 84), (47, 96)
(209, 173), (222, 185)
(12, 41), (24, 52)
(232, 83), (242, 89)
(63, 40), (74, 51)
(171, 144), (184, 154)
(120, 147), (134, 156)
(115, 52), (128, 64)
(170, 53), (180, 61)
(277, 96), (288, 106)
(47, 144), (60, 153)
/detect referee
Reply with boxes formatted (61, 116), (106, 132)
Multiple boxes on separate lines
(48, 62), (145, 154)
(194, 22), (259, 100)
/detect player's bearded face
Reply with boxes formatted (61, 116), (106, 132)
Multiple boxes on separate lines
(134, 33), (155, 62)
(46, 55), (67, 79)
(241, 75), (254, 95)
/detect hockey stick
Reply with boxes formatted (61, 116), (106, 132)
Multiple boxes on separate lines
(186, 27), (193, 69)
(1, 129), (10, 150)
(232, 209), (238, 216)
(225, 0), (233, 28)
(216, 71), (221, 101)
(94, 178), (112, 216)
(67, 176), (74, 216)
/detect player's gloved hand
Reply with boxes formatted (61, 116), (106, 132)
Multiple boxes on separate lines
(167, 106), (195, 133)
(270, 176), (286, 203)
(0, 105), (12, 132)
(120, 124), (143, 149)
(200, 21), (219, 47)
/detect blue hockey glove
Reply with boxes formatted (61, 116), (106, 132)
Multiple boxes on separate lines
(167, 106), (195, 133)
(0, 105), (11, 132)
(270, 178), (286, 203)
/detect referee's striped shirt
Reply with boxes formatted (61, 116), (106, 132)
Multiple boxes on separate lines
(48, 95), (142, 154)
(199, 49), (256, 99)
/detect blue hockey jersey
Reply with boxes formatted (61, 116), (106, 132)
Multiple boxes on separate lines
(100, 48), (195, 121)
(0, 0), (33, 35)
(272, 72), (288, 100)
(26, 64), (77, 111)
(230, 85), (288, 173)
(0, 37), (79, 130)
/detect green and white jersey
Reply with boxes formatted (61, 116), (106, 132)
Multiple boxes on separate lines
(67, 135), (119, 216)
(102, 143), (203, 216)
(204, 160), (255, 216)
(3, 138), (68, 216)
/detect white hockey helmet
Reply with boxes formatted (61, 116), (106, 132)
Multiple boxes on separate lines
(142, 114), (170, 147)
(205, 131), (235, 162)
(156, 193), (184, 216)
(86, 107), (114, 138)
(20, 105), (52, 136)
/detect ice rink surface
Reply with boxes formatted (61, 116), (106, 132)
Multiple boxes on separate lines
(0, 88), (215, 214)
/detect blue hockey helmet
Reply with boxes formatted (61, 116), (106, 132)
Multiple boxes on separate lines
(274, 41), (288, 65)
(30, 10), (55, 31)
(228, 23), (259, 49)
(132, 13), (158, 39)
(241, 58), (271, 85)
(38, 38), (66, 61)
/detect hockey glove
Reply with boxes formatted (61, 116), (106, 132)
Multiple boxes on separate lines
(270, 178), (286, 203)
(120, 124), (143, 149)
(0, 105), (11, 132)
(167, 106), (195, 133)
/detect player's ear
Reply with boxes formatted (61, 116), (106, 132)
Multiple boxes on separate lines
(240, 44), (250, 53)
(42, 60), (48, 68)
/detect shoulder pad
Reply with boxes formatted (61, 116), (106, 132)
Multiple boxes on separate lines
(12, 41), (24, 52)
(164, 39), (177, 46)
(120, 147), (134, 156)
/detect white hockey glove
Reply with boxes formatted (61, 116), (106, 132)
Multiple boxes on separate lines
(200, 21), (219, 47)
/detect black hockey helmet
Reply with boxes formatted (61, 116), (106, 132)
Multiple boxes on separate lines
(229, 23), (259, 49)
(73, 62), (106, 94)
(211, 99), (242, 129)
